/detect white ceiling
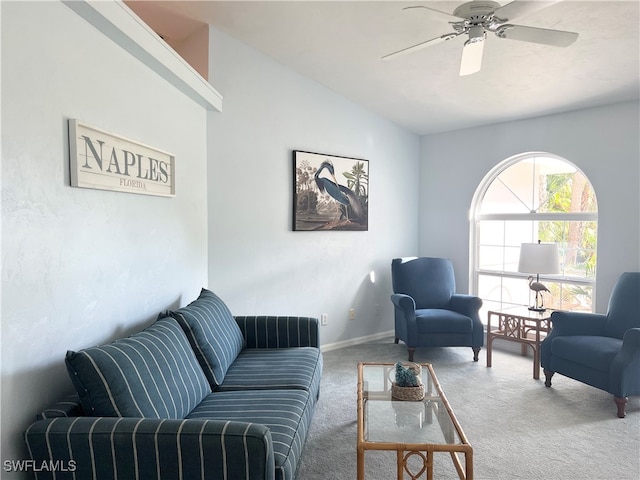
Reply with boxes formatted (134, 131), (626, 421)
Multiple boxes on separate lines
(130, 1), (640, 135)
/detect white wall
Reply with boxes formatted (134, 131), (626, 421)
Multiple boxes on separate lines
(207, 28), (421, 347)
(1, 1), (209, 464)
(419, 101), (640, 310)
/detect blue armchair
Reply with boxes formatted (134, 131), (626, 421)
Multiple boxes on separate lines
(541, 272), (640, 417)
(390, 257), (484, 362)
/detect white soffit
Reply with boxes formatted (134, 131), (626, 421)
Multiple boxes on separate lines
(62, 0), (223, 112)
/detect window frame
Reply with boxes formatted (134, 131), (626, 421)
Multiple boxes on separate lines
(469, 152), (598, 314)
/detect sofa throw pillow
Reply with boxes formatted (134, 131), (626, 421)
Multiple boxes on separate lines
(168, 288), (245, 388)
(65, 317), (210, 418)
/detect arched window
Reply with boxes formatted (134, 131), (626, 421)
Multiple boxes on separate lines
(470, 153), (598, 317)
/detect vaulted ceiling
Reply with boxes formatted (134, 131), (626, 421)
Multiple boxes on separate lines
(128, 1), (640, 135)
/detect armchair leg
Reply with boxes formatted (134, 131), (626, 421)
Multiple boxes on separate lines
(472, 347), (480, 362)
(544, 369), (554, 387)
(407, 347), (415, 362)
(614, 396), (628, 418)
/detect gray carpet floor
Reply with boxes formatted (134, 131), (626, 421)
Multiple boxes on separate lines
(297, 338), (640, 480)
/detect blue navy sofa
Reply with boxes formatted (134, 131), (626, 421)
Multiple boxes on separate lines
(24, 289), (322, 480)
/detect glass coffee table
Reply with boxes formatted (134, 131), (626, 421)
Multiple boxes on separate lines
(357, 362), (473, 480)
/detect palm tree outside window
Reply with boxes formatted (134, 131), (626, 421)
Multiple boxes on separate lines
(470, 153), (598, 321)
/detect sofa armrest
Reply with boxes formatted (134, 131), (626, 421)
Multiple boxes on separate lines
(390, 294), (416, 317)
(449, 294), (483, 320)
(37, 394), (83, 420)
(235, 316), (320, 348)
(549, 310), (607, 336)
(609, 328), (640, 398)
(450, 294), (484, 347)
(25, 417), (275, 480)
(621, 327), (640, 351)
(391, 294), (418, 342)
(616, 328), (640, 367)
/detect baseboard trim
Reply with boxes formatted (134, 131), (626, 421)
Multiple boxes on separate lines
(319, 330), (531, 357)
(320, 330), (395, 353)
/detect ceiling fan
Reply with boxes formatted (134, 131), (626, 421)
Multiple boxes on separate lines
(383, 0), (579, 76)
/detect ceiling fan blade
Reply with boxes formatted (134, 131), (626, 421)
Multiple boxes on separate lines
(460, 40), (484, 76)
(402, 5), (464, 20)
(496, 25), (578, 47)
(382, 32), (461, 61)
(494, 1), (559, 22)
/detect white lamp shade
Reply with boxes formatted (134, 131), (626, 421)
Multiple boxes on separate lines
(518, 242), (560, 274)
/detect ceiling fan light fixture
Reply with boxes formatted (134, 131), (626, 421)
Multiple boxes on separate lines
(467, 25), (486, 44)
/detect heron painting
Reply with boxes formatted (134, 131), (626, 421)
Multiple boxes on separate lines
(293, 150), (368, 231)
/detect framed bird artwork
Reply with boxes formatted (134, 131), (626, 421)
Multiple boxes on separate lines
(293, 150), (369, 231)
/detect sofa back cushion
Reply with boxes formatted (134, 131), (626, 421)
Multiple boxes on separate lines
(66, 317), (210, 418)
(167, 289), (245, 388)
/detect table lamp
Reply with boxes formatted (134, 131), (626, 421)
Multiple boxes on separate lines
(518, 240), (560, 312)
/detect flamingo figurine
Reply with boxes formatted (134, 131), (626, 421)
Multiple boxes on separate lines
(528, 275), (550, 311)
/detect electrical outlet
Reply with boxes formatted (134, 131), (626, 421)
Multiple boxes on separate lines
(320, 314), (328, 326)
(375, 304), (380, 317)
(349, 308), (356, 320)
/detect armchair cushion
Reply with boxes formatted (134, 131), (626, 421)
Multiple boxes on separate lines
(550, 336), (623, 372)
(167, 288), (245, 388)
(416, 309), (473, 333)
(65, 317), (210, 418)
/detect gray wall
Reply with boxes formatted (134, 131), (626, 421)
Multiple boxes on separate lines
(1, 1), (210, 465)
(207, 28), (421, 347)
(419, 101), (640, 310)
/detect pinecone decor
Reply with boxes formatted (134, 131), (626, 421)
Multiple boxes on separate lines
(395, 362), (420, 387)
(392, 362), (424, 401)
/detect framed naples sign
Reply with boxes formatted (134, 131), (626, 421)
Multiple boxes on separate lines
(69, 120), (175, 197)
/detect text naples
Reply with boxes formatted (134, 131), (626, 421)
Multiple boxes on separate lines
(80, 135), (170, 183)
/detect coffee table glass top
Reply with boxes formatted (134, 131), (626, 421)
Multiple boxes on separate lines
(360, 363), (462, 446)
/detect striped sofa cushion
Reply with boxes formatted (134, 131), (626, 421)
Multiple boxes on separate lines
(219, 348), (322, 398)
(187, 389), (313, 480)
(65, 317), (210, 418)
(167, 289), (245, 388)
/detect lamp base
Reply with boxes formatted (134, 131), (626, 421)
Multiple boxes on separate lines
(528, 306), (547, 312)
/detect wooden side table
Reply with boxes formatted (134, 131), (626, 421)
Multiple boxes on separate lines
(486, 307), (553, 379)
